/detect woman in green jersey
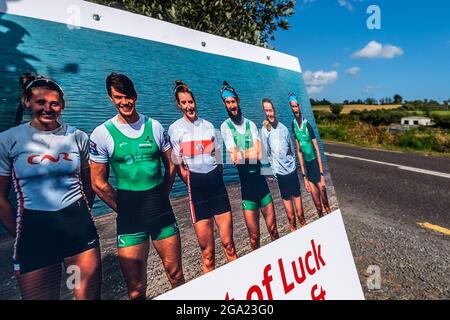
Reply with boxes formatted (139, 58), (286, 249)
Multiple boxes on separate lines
(289, 93), (331, 217)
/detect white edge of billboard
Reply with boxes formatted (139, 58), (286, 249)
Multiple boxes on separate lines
(2, 0), (302, 73)
(157, 209), (365, 300)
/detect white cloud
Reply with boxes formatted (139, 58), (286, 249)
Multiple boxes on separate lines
(345, 66), (361, 78)
(333, 62), (340, 68)
(352, 41), (404, 59)
(304, 70), (339, 86)
(338, 0), (354, 12)
(338, 0), (364, 12)
(307, 86), (324, 95)
(363, 85), (381, 96)
(303, 70), (338, 95)
(338, 0), (365, 12)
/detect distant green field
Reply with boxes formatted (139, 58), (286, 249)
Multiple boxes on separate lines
(406, 111), (426, 116)
(313, 104), (402, 114)
(317, 120), (450, 154)
(431, 110), (450, 116)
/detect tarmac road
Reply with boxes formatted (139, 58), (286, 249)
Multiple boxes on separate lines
(324, 142), (450, 228)
(323, 142), (450, 299)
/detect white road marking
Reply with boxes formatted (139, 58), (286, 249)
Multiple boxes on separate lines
(325, 152), (450, 179)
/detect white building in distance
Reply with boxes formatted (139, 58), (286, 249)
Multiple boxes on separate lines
(401, 116), (433, 127)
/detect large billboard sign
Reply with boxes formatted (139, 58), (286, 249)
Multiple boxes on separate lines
(0, 0), (363, 300)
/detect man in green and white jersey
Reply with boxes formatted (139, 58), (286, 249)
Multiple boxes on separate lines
(220, 81), (279, 251)
(90, 73), (184, 299)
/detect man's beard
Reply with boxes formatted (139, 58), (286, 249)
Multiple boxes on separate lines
(227, 107), (242, 123)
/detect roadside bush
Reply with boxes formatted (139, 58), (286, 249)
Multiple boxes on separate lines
(431, 112), (450, 129)
(317, 118), (449, 154)
(318, 124), (348, 141)
(356, 109), (409, 126)
(330, 103), (344, 115)
(395, 129), (449, 153)
(315, 112), (338, 122)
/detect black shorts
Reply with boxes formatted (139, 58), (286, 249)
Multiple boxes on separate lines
(188, 167), (231, 223)
(14, 199), (99, 275)
(276, 170), (301, 200)
(237, 164), (271, 207)
(116, 182), (177, 236)
(305, 159), (321, 184)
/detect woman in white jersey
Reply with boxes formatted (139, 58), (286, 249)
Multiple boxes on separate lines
(0, 75), (101, 300)
(261, 98), (306, 231)
(168, 80), (237, 274)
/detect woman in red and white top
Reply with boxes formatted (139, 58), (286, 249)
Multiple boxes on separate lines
(168, 80), (237, 273)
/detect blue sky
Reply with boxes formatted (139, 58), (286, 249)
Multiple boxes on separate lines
(273, 0), (450, 103)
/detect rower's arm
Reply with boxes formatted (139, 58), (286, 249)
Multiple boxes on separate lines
(175, 162), (189, 184)
(80, 166), (95, 210)
(295, 139), (307, 177)
(90, 161), (117, 212)
(162, 148), (177, 191)
(312, 138), (324, 174)
(0, 176), (16, 236)
(242, 139), (262, 162)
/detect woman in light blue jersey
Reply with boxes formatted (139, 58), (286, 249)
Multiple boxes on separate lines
(0, 75), (102, 300)
(261, 98), (306, 230)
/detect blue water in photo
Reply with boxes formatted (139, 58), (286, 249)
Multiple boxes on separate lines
(0, 13), (326, 216)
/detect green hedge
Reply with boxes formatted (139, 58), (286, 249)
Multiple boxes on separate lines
(315, 109), (450, 129)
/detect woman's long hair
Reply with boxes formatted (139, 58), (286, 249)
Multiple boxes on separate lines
(15, 73), (37, 125)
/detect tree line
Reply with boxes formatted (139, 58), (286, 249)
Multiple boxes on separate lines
(310, 96), (450, 108)
(314, 105), (450, 128)
(310, 94), (404, 106)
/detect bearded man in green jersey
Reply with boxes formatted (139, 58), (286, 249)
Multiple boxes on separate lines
(220, 81), (279, 251)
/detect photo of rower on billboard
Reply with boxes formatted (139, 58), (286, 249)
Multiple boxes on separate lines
(0, 0), (358, 301)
